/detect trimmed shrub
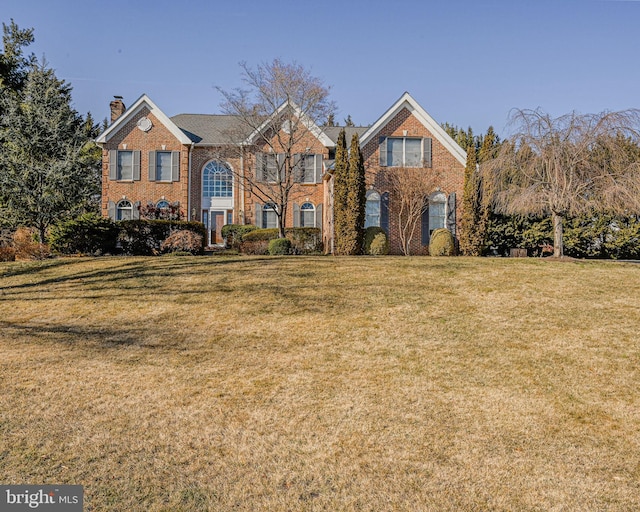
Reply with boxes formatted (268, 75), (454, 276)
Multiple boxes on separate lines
(369, 232), (389, 255)
(363, 226), (387, 255)
(240, 227), (321, 254)
(160, 230), (203, 255)
(0, 246), (16, 261)
(429, 228), (456, 256)
(118, 220), (206, 256)
(49, 213), (119, 255)
(268, 237), (292, 255)
(221, 224), (259, 249)
(13, 228), (50, 260)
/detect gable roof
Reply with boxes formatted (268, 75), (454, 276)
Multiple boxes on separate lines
(359, 92), (467, 166)
(170, 114), (251, 145)
(243, 100), (335, 147)
(95, 94), (193, 145)
(323, 126), (369, 145)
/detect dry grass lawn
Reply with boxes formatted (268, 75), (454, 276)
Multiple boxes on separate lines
(0, 255), (639, 511)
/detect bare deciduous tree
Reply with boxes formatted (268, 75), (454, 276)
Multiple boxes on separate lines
(217, 60), (335, 237)
(388, 168), (441, 255)
(483, 108), (640, 257)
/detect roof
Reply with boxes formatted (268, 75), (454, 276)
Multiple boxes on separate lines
(170, 114), (250, 145)
(359, 92), (467, 166)
(323, 126), (369, 145)
(95, 94), (192, 145)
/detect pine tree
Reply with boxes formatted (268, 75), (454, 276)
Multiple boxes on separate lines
(346, 133), (367, 254)
(459, 145), (485, 255)
(0, 61), (99, 242)
(332, 129), (349, 254)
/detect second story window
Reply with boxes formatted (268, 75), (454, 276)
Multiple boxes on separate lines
(380, 137), (432, 168)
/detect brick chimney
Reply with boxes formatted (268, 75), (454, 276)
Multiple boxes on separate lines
(110, 96), (126, 124)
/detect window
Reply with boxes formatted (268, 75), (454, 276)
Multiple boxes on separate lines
(295, 154), (319, 183)
(116, 200), (133, 221)
(149, 151), (179, 182)
(260, 154), (280, 182)
(300, 202), (315, 227)
(203, 161), (233, 198)
(117, 151), (133, 180)
(429, 192), (446, 234)
(156, 200), (170, 209)
(380, 137), (431, 167)
(109, 150), (140, 181)
(156, 151), (173, 181)
(263, 203), (277, 229)
(365, 191), (381, 228)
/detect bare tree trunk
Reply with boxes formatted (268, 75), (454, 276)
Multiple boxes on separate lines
(552, 212), (564, 258)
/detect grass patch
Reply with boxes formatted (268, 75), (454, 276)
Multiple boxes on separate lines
(1, 256), (639, 510)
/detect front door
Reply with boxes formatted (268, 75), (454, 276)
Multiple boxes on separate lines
(210, 211), (225, 245)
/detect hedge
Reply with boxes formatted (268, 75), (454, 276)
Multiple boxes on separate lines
(118, 220), (206, 255)
(240, 227), (322, 254)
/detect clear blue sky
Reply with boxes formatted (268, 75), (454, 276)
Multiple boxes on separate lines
(3, 0), (639, 136)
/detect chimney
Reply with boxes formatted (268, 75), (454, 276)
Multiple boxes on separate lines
(110, 96), (126, 124)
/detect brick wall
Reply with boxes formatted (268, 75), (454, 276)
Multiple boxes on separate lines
(361, 107), (465, 254)
(101, 107), (190, 219)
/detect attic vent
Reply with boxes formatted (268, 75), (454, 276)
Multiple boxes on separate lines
(137, 117), (153, 132)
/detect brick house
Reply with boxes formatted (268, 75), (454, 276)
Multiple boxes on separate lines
(95, 92), (466, 254)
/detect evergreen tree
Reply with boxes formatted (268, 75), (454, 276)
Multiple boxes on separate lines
(458, 145), (485, 255)
(0, 19), (35, 93)
(344, 115), (355, 127)
(0, 61), (100, 242)
(332, 129), (349, 254)
(346, 133), (367, 254)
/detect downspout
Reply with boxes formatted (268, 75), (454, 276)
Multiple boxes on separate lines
(187, 142), (194, 221)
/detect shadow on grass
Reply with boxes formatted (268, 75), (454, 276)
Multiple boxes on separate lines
(1, 320), (147, 348)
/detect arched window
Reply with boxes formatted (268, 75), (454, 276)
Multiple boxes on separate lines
(116, 200), (133, 221)
(203, 161), (232, 198)
(300, 202), (315, 227)
(156, 199), (170, 210)
(365, 191), (381, 228)
(429, 192), (446, 234)
(263, 202), (278, 229)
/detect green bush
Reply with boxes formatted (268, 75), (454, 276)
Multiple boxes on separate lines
(118, 220), (206, 256)
(429, 228), (455, 256)
(49, 213), (119, 255)
(240, 227), (321, 254)
(369, 232), (389, 255)
(221, 224), (259, 249)
(268, 238), (292, 255)
(363, 227), (387, 255)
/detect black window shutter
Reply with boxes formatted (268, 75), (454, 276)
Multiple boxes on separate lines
(148, 151), (156, 181)
(446, 192), (456, 236)
(381, 191), (389, 234)
(421, 198), (430, 245)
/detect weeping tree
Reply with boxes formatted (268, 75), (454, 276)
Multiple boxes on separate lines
(483, 108), (640, 257)
(217, 59), (335, 238)
(0, 60), (100, 243)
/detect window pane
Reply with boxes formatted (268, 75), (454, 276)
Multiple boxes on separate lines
(117, 151), (133, 180)
(300, 202), (315, 227)
(388, 138), (403, 167)
(303, 155), (315, 183)
(405, 139), (421, 167)
(365, 196), (380, 227)
(429, 201), (445, 231)
(265, 154), (278, 182)
(157, 152), (172, 181)
(203, 162), (232, 198)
